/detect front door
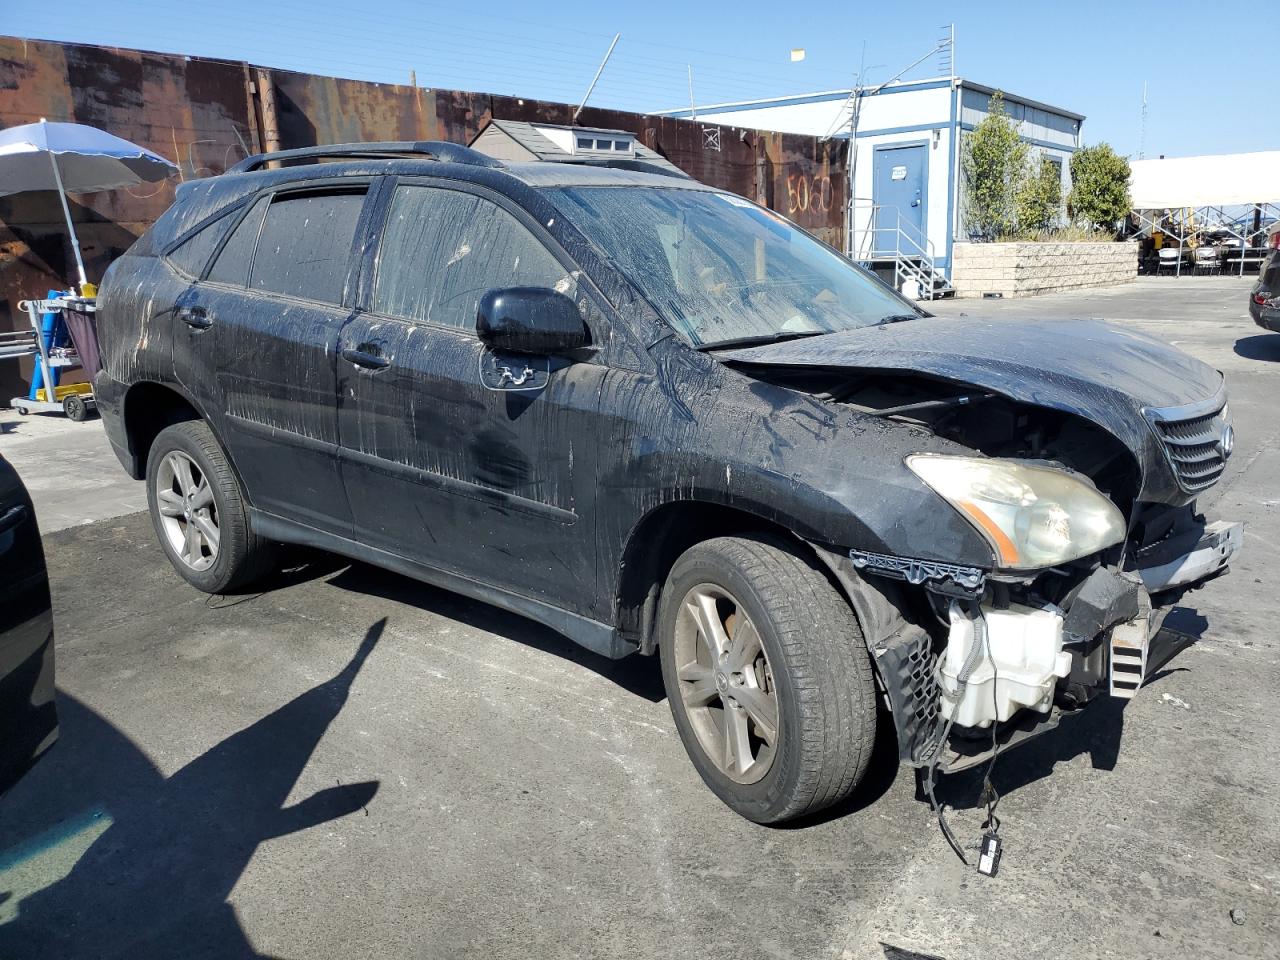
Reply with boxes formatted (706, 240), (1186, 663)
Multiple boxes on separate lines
(173, 184), (371, 536)
(336, 181), (604, 614)
(872, 143), (928, 256)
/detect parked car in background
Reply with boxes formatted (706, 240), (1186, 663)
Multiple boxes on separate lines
(0, 453), (57, 795)
(94, 141), (1241, 824)
(1250, 223), (1280, 332)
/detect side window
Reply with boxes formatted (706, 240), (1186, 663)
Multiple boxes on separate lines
(207, 196), (268, 287)
(166, 209), (238, 279)
(372, 186), (574, 329)
(250, 190), (366, 304)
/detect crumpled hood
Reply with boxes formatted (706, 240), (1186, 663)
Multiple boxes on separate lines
(719, 314), (1227, 504)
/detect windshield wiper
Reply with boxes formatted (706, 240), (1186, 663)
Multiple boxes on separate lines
(695, 330), (828, 352)
(873, 313), (924, 326)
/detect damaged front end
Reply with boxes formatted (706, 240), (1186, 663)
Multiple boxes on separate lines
(723, 317), (1244, 776)
(837, 496), (1241, 778)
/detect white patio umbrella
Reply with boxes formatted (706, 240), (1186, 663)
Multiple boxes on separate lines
(0, 119), (178, 288)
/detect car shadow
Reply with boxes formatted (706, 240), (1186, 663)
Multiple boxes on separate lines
(0, 619), (386, 959)
(1234, 333), (1280, 361)
(320, 560), (668, 703)
(936, 606), (1209, 812)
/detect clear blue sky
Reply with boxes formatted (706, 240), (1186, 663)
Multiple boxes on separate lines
(6, 0), (1265, 158)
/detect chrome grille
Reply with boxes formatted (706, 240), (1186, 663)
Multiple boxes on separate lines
(1149, 399), (1230, 494)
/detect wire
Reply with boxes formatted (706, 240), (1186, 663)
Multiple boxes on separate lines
(923, 599), (989, 866)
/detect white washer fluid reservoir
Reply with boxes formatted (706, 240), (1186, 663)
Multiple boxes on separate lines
(937, 602), (1072, 729)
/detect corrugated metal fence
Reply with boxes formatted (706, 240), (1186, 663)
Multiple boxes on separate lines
(0, 35), (848, 400)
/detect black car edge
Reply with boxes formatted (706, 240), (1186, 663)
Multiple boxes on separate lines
(92, 141), (1242, 824)
(1250, 230), (1280, 332)
(0, 452), (58, 796)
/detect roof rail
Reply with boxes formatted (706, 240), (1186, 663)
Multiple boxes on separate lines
(226, 141), (503, 174)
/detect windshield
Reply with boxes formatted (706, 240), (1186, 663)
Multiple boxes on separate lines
(549, 186), (918, 347)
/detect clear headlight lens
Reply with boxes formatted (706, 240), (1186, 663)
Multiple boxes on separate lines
(906, 454), (1126, 570)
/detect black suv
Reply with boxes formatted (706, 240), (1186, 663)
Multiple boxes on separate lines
(96, 141), (1241, 824)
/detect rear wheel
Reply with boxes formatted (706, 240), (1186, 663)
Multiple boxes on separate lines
(658, 535), (877, 824)
(146, 421), (276, 593)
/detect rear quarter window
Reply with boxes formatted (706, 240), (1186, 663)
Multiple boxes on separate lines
(207, 196), (269, 287)
(165, 211), (238, 279)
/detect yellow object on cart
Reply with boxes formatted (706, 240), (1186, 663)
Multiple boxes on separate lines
(35, 382), (92, 403)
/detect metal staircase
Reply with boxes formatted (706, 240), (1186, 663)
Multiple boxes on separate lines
(849, 199), (953, 300)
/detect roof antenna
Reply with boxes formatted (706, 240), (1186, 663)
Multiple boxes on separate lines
(687, 64), (697, 121)
(573, 33), (621, 123)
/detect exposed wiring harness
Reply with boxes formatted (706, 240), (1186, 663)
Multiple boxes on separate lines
(922, 599), (1007, 871)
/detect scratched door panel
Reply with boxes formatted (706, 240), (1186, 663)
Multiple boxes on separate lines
(336, 315), (606, 615)
(172, 189), (368, 535)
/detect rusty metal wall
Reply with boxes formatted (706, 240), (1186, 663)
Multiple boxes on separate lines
(0, 35), (848, 401)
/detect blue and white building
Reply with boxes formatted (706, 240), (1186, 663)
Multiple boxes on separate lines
(657, 77), (1084, 291)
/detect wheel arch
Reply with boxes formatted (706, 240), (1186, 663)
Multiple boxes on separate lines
(120, 381), (239, 487)
(613, 498), (909, 658)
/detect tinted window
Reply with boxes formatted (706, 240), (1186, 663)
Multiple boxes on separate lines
(206, 196), (268, 287)
(372, 186), (573, 329)
(249, 191), (366, 304)
(167, 210), (237, 279)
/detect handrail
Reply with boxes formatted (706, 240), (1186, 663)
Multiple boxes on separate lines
(847, 198), (950, 299)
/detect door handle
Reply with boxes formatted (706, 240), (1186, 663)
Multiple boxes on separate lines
(177, 306), (212, 329)
(0, 504), (28, 537)
(342, 346), (390, 369)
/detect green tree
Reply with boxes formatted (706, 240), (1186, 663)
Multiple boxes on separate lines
(1016, 154), (1064, 234)
(1068, 144), (1132, 232)
(961, 92), (1028, 240)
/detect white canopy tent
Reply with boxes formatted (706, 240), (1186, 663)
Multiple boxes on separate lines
(1130, 151), (1280, 276)
(1131, 151), (1280, 209)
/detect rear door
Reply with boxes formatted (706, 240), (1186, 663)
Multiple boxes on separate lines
(335, 180), (606, 614)
(172, 182), (375, 536)
(0, 455), (57, 795)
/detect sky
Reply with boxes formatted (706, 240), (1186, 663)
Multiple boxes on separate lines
(5, 0), (1269, 158)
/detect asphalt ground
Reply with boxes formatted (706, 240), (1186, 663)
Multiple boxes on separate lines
(0, 276), (1276, 959)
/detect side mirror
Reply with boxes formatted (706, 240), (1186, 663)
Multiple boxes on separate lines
(476, 287), (588, 356)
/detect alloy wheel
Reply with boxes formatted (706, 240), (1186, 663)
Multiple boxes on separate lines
(673, 583), (779, 784)
(155, 451), (219, 572)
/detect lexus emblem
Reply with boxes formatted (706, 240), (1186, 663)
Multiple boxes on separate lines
(1217, 424), (1235, 460)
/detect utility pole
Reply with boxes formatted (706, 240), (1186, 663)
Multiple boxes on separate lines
(574, 33), (620, 123)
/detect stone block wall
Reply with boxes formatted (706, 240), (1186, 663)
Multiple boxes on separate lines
(949, 241), (1138, 298)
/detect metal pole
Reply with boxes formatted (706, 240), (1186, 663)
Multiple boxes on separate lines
(41, 119), (88, 289)
(687, 65), (697, 121)
(574, 33), (620, 122)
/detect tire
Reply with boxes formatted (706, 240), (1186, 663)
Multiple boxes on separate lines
(145, 420), (276, 593)
(63, 394), (87, 422)
(657, 535), (877, 824)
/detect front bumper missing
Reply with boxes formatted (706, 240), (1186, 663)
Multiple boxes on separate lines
(872, 518), (1242, 771)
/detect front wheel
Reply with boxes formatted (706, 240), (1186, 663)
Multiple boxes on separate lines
(145, 421), (276, 593)
(658, 535), (878, 824)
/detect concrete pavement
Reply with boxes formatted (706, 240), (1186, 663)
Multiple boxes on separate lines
(0, 276), (1276, 959)
(0, 406), (144, 533)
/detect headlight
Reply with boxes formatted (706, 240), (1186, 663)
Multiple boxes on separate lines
(906, 454), (1126, 570)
